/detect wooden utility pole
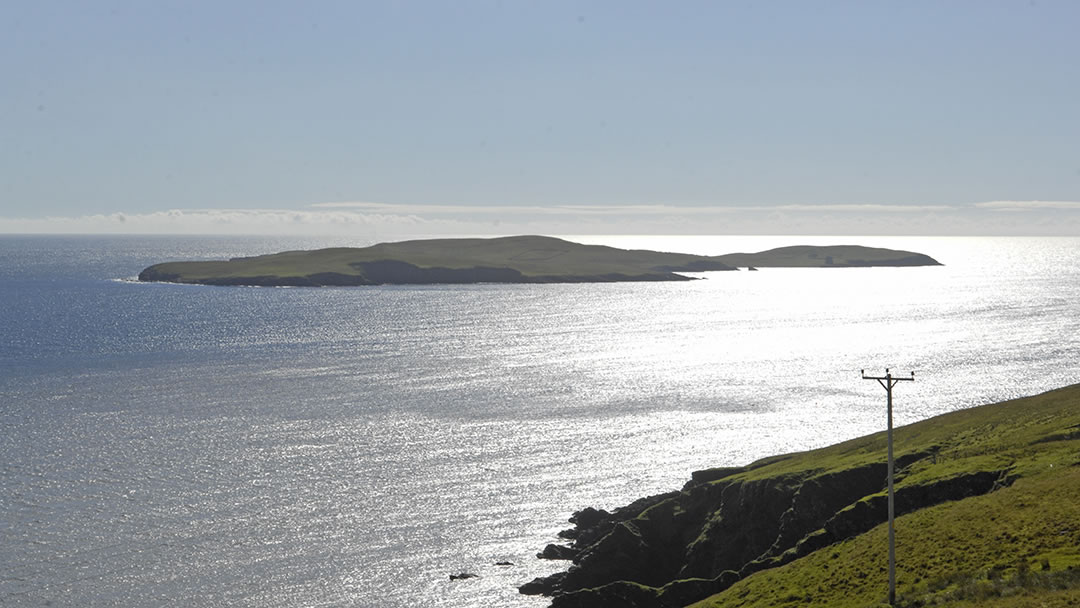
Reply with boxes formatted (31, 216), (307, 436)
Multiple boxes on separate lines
(862, 368), (914, 607)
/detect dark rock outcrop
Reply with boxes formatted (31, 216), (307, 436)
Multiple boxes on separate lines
(523, 454), (1015, 608)
(520, 572), (566, 596)
(538, 544), (579, 560)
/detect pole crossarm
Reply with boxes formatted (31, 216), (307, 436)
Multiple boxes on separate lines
(861, 368), (915, 385)
(861, 368), (915, 607)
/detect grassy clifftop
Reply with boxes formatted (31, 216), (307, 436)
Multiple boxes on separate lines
(525, 385), (1080, 607)
(137, 235), (941, 286)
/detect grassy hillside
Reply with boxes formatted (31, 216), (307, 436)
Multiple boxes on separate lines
(688, 385), (1080, 608)
(690, 470), (1080, 608)
(715, 245), (940, 268)
(526, 385), (1080, 607)
(138, 235), (941, 286)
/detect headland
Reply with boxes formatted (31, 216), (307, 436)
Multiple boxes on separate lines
(521, 384), (1080, 607)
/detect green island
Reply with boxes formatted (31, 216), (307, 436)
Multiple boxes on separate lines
(522, 384), (1080, 607)
(137, 235), (941, 286)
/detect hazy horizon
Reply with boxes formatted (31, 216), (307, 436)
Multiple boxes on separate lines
(3, 199), (1080, 238)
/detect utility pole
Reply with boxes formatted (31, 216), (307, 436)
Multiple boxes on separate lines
(862, 368), (914, 607)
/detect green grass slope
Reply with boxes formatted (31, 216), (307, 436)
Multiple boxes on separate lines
(689, 470), (1080, 608)
(687, 385), (1080, 608)
(137, 236), (941, 286)
(528, 385), (1079, 608)
(715, 245), (941, 268)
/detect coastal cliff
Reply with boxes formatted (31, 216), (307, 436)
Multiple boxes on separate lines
(137, 235), (941, 287)
(523, 385), (1080, 607)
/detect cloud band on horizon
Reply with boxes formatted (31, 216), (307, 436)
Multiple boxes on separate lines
(1, 201), (1079, 236)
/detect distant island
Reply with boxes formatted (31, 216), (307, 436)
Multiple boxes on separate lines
(137, 235), (942, 287)
(521, 384), (1080, 607)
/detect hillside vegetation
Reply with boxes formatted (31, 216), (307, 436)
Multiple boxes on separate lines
(137, 235), (941, 286)
(523, 384), (1080, 607)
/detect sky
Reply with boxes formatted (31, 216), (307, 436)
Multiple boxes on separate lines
(2, 0), (1079, 236)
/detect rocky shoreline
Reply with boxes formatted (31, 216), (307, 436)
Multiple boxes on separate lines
(520, 442), (1015, 607)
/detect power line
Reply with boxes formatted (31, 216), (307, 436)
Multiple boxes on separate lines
(862, 368), (915, 607)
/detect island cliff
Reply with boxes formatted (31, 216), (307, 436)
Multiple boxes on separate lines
(137, 235), (942, 287)
(522, 385), (1080, 607)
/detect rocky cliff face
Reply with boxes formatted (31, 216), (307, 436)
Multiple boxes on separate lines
(522, 454), (1012, 608)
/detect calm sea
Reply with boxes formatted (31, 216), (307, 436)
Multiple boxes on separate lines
(2, 234), (1079, 607)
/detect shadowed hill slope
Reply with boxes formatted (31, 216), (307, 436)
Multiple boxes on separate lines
(138, 235), (941, 286)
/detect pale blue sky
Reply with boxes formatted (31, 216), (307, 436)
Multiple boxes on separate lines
(3, 1), (1079, 235)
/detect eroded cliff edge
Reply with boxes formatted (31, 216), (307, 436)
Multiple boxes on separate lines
(522, 385), (1080, 608)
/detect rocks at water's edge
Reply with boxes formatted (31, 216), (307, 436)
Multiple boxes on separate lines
(521, 448), (1014, 607)
(538, 544), (580, 560)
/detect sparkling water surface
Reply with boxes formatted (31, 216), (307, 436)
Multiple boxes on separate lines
(2, 234), (1079, 607)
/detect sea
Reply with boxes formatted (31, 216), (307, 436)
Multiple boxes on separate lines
(1, 234), (1078, 608)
